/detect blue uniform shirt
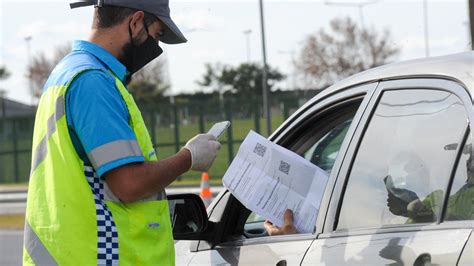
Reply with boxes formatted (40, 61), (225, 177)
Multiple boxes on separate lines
(63, 40), (145, 177)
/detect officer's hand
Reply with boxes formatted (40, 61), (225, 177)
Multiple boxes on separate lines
(264, 209), (298, 236)
(183, 134), (221, 172)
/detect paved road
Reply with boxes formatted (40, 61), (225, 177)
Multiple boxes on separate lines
(0, 230), (23, 265)
(0, 202), (26, 215)
(0, 186), (225, 265)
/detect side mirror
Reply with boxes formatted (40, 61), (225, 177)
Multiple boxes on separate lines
(168, 193), (209, 240)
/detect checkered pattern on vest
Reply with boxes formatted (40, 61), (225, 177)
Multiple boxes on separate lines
(85, 165), (119, 265)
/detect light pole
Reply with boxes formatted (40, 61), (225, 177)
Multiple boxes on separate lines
(259, 0), (271, 136)
(423, 0), (430, 57)
(470, 0), (474, 50)
(24, 36), (33, 104)
(324, 0), (379, 28)
(243, 29), (252, 62)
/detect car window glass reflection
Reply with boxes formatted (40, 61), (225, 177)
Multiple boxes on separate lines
(304, 118), (353, 174)
(338, 89), (468, 230)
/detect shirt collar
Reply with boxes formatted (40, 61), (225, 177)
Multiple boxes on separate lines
(72, 40), (128, 82)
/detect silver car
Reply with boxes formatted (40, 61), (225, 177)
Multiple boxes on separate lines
(171, 52), (474, 265)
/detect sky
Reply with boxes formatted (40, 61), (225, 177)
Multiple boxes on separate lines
(0, 0), (470, 105)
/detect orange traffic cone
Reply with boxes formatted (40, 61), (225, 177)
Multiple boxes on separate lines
(200, 172), (212, 208)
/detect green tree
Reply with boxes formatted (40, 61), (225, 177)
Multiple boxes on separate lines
(196, 63), (225, 93)
(198, 63), (284, 113)
(295, 17), (400, 88)
(0, 66), (10, 97)
(0, 66), (10, 80)
(198, 62), (284, 116)
(220, 63), (284, 96)
(127, 59), (170, 106)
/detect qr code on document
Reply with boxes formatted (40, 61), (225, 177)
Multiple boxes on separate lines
(253, 143), (267, 157)
(279, 160), (290, 175)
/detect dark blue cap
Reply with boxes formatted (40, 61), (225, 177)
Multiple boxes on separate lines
(70, 0), (187, 44)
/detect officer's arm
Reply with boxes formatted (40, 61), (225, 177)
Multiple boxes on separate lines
(104, 149), (192, 203)
(68, 73), (220, 203)
(104, 134), (220, 203)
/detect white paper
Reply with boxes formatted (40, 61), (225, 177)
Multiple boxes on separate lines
(222, 131), (329, 234)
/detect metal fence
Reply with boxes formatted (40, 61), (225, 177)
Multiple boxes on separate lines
(0, 96), (307, 184)
(0, 116), (35, 183)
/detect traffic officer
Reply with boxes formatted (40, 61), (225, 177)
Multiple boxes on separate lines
(23, 0), (220, 265)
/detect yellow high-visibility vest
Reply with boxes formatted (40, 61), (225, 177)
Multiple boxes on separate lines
(23, 63), (174, 265)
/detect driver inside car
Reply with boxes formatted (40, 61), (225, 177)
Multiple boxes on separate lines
(263, 209), (298, 236)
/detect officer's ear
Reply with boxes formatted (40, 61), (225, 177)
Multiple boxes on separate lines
(129, 10), (146, 38)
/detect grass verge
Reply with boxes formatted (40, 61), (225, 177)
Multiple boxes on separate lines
(171, 178), (223, 187)
(0, 214), (24, 230)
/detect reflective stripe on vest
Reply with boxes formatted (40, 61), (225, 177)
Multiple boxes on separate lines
(24, 221), (57, 266)
(88, 140), (142, 170)
(30, 95), (65, 172)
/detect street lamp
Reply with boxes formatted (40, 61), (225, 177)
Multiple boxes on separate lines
(24, 36), (33, 104)
(324, 0), (379, 28)
(423, 0), (430, 57)
(243, 29), (252, 62)
(259, 0), (271, 136)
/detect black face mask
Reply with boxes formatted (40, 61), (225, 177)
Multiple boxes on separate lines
(121, 21), (163, 77)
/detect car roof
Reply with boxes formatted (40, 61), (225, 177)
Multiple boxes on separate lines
(312, 51), (474, 104)
(273, 52), (474, 140)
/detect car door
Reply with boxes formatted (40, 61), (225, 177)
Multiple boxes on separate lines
(303, 78), (474, 265)
(181, 83), (378, 265)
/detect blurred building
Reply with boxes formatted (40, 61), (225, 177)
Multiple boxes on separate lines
(0, 97), (36, 119)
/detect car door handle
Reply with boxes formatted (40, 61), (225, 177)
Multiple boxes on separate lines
(276, 259), (287, 266)
(414, 253), (431, 266)
(243, 228), (268, 238)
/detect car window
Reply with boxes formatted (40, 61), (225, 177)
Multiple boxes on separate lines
(304, 118), (353, 174)
(445, 131), (474, 221)
(244, 99), (362, 234)
(337, 89), (468, 230)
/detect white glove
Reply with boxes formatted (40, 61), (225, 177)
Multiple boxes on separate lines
(183, 134), (221, 172)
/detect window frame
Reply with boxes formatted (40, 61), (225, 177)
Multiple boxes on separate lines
(200, 82), (380, 250)
(441, 126), (472, 222)
(242, 97), (365, 235)
(324, 78), (474, 238)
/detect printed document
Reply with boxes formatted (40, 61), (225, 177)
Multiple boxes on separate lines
(222, 131), (329, 234)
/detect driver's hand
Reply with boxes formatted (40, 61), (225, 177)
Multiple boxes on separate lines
(264, 209), (298, 236)
(387, 192), (409, 217)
